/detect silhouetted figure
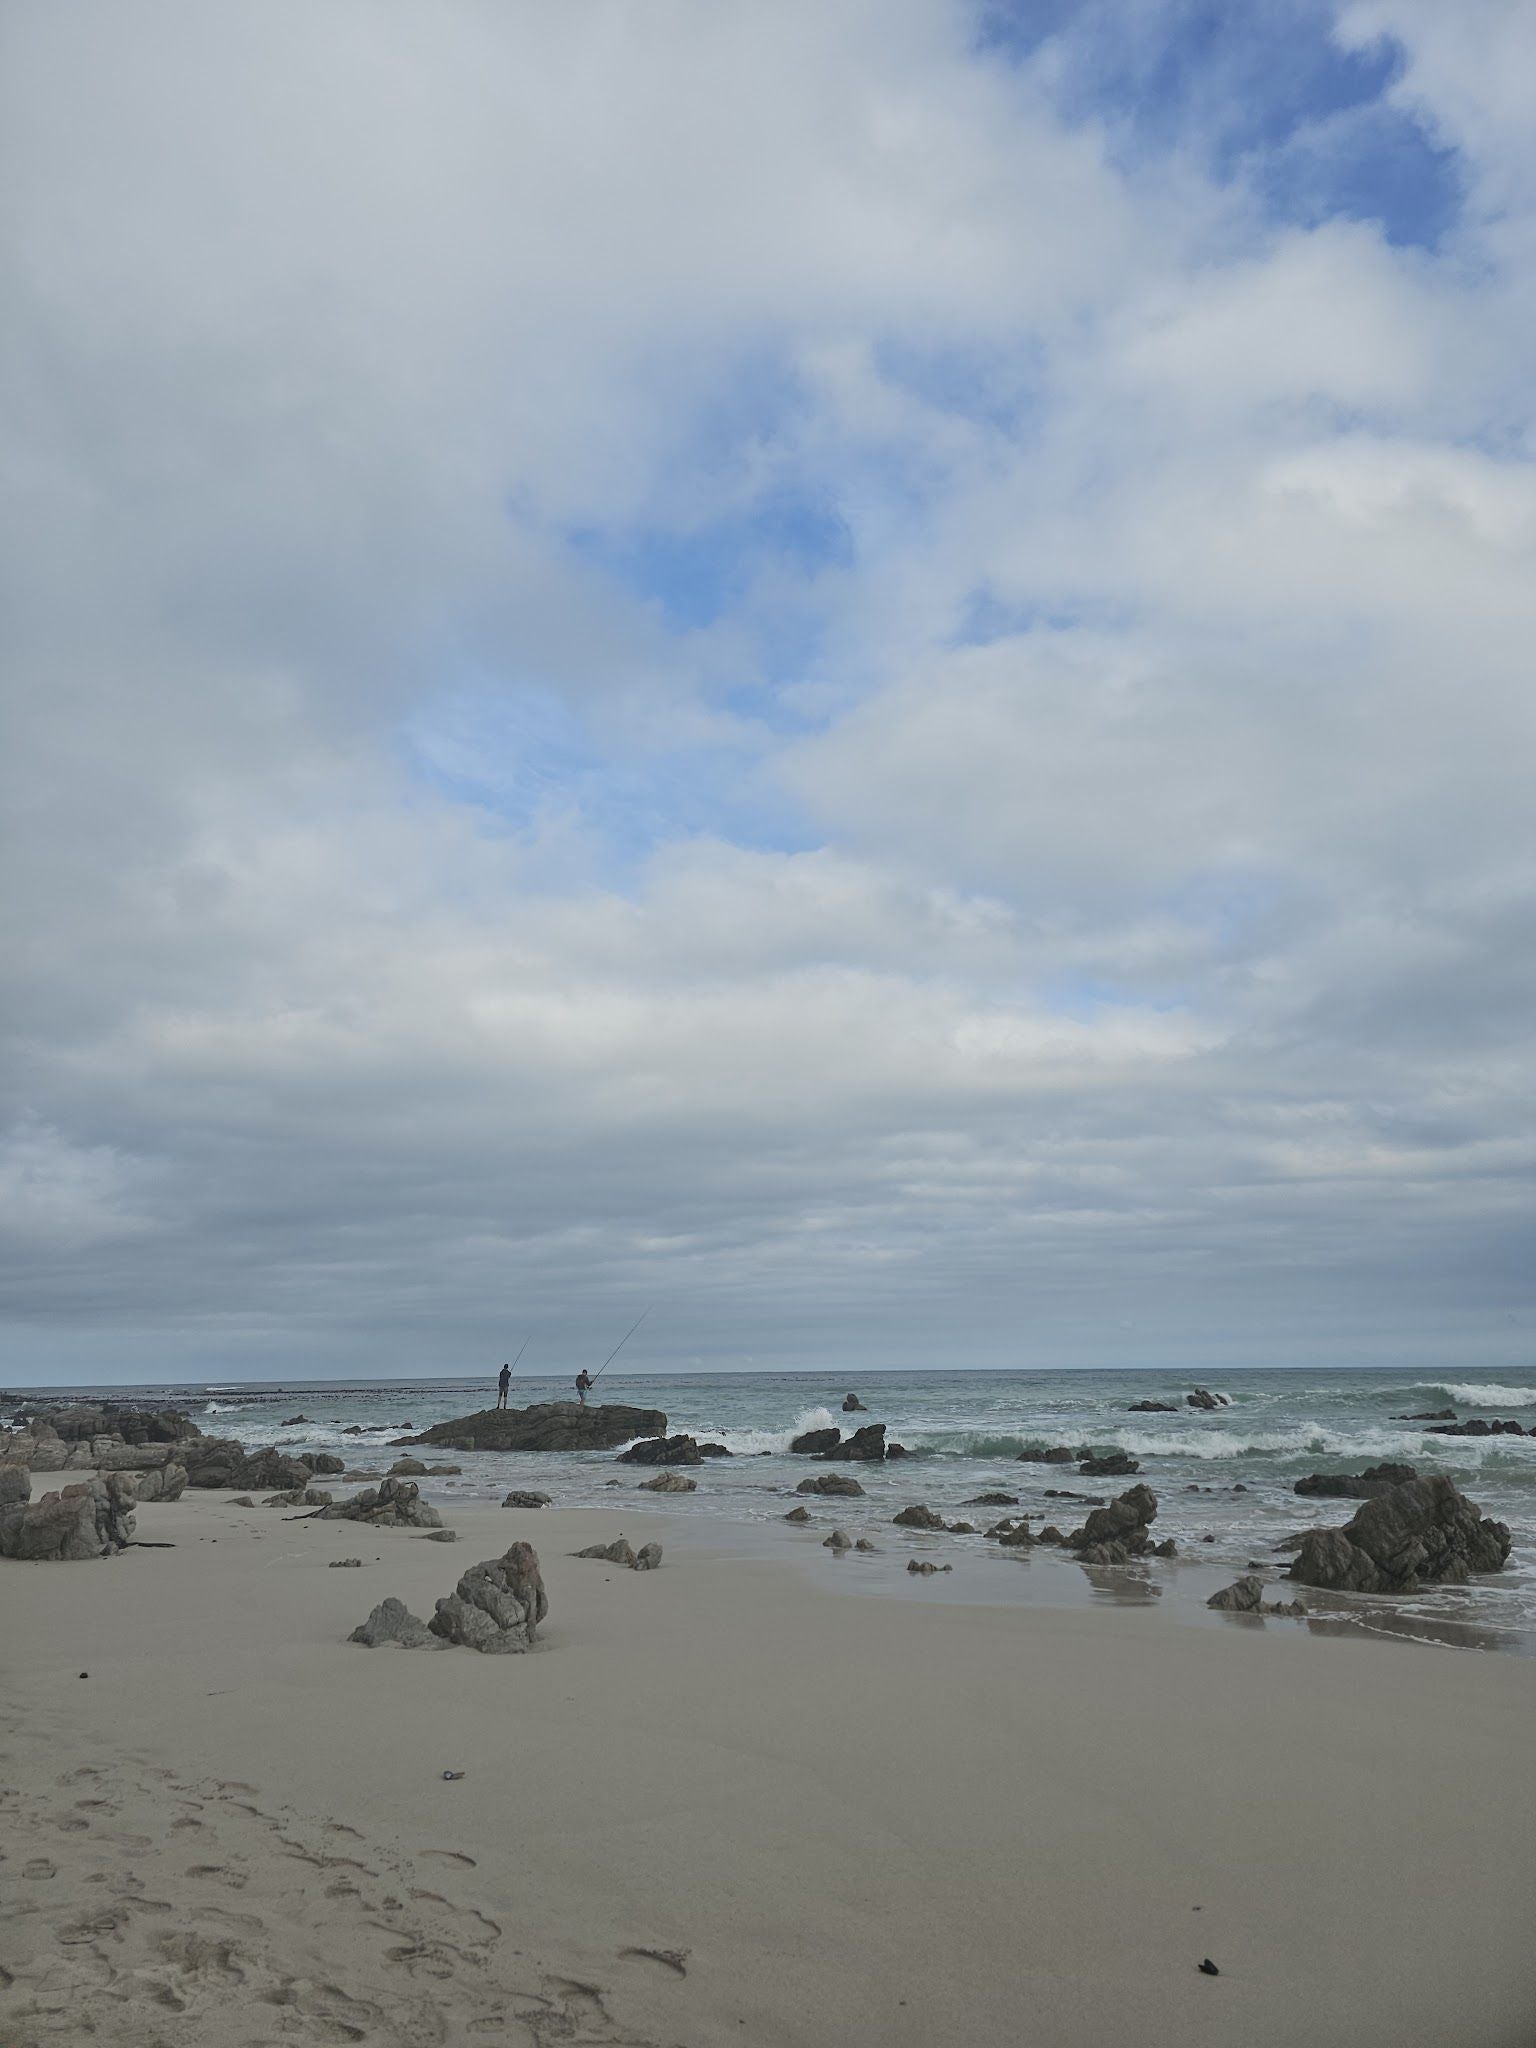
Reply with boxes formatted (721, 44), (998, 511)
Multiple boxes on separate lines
(575, 1369), (593, 1407)
(496, 1363), (512, 1410)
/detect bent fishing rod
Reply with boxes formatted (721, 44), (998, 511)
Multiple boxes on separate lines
(588, 1306), (651, 1385)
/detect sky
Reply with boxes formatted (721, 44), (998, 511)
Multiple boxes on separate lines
(2, 0), (1533, 1386)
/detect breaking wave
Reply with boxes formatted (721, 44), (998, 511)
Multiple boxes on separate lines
(1411, 1382), (1536, 1410)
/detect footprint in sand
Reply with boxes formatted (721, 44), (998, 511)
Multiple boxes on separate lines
(23, 1857), (58, 1880)
(420, 1848), (477, 1867)
(619, 1945), (690, 1977)
(186, 1862), (250, 1891)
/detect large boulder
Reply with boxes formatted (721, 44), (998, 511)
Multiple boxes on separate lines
(1294, 1463), (1418, 1500)
(183, 1441), (318, 1492)
(617, 1434), (702, 1466)
(1067, 1484), (1159, 1565)
(393, 1403), (667, 1453)
(790, 1427), (842, 1456)
(795, 1472), (866, 1497)
(349, 1596), (443, 1649)
(1287, 1476), (1512, 1593)
(817, 1423), (888, 1462)
(318, 1477), (443, 1530)
(0, 1473), (137, 1560)
(429, 1541), (547, 1653)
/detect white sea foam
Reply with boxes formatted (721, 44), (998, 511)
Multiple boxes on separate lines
(1413, 1382), (1536, 1409)
(691, 1406), (842, 1457)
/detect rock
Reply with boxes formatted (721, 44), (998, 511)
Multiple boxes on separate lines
(1038, 1525), (1064, 1544)
(232, 1495), (256, 1507)
(1151, 1538), (1178, 1558)
(1043, 1488), (1104, 1504)
(617, 1434), (702, 1466)
(1128, 1401), (1177, 1413)
(1067, 1484), (1159, 1566)
(855, 1538), (878, 1552)
(964, 1492), (1019, 1507)
(906, 1559), (952, 1575)
(1201, 1534), (1215, 1543)
(1425, 1418), (1526, 1437)
(1079, 1450), (1139, 1478)
(816, 1423), (888, 1462)
(842, 1394), (867, 1412)
(342, 1425), (367, 1435)
(892, 1504), (945, 1530)
(395, 1404), (667, 1453)
(573, 1537), (638, 1566)
(783, 1505), (811, 1523)
(263, 1487), (333, 1507)
(184, 1442), (317, 1492)
(1286, 1476), (1512, 1593)
(789, 1427), (842, 1456)
(823, 1529), (852, 1550)
(502, 1491), (552, 1509)
(1016, 1445), (1077, 1464)
(1186, 1388), (1229, 1411)
(1391, 1408), (1455, 1422)
(886, 1443), (911, 1459)
(0, 1465), (29, 1507)
(1208, 1576), (1264, 1612)
(638, 1471), (696, 1492)
(424, 1464), (461, 1475)
(946, 1520), (978, 1536)
(1294, 1463), (1418, 1500)
(330, 1557), (364, 1568)
(281, 1414), (311, 1426)
(994, 1520), (1032, 1547)
(389, 1458), (428, 1476)
(131, 1462), (188, 1503)
(796, 1473), (865, 1497)
(0, 1474), (137, 1561)
(1232, 1483), (1247, 1493)
(634, 1543), (663, 1571)
(420, 1529), (459, 1542)
(697, 1443), (733, 1458)
(349, 1597), (443, 1649)
(318, 1477), (443, 1530)
(428, 1541), (547, 1652)
(29, 1405), (201, 1446)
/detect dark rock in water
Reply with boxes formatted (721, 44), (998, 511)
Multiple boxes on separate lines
(994, 1520), (1032, 1547)
(281, 1414), (311, 1426)
(1392, 1408), (1455, 1422)
(0, 1473), (137, 1560)
(783, 1505), (811, 1523)
(617, 1434), (702, 1466)
(1128, 1401), (1177, 1413)
(1079, 1450), (1139, 1478)
(429, 1540), (547, 1652)
(796, 1473), (865, 1497)
(697, 1443), (733, 1458)
(1287, 1475), (1512, 1593)
(842, 1393), (867, 1412)
(1044, 1488), (1104, 1504)
(886, 1443), (911, 1458)
(1295, 1463), (1418, 1500)
(964, 1492), (1019, 1507)
(892, 1503), (945, 1530)
(1151, 1537), (1178, 1558)
(1067, 1484), (1159, 1566)
(855, 1537), (878, 1552)
(1207, 1576), (1264, 1612)
(342, 1425), (367, 1435)
(1016, 1445), (1078, 1465)
(907, 1559), (951, 1575)
(390, 1458), (428, 1476)
(946, 1520), (978, 1536)
(502, 1491), (552, 1509)
(1186, 1388), (1229, 1411)
(817, 1423), (887, 1462)
(790, 1427), (842, 1456)
(308, 1453), (344, 1475)
(823, 1528), (852, 1551)
(349, 1596), (443, 1650)
(318, 1477), (443, 1530)
(1424, 1418), (1526, 1437)
(395, 1403), (668, 1454)
(638, 1471), (695, 1492)
(1038, 1525), (1064, 1544)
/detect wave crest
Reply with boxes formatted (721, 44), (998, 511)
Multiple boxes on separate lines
(1413, 1382), (1536, 1409)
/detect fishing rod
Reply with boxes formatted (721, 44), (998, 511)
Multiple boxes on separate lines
(589, 1306), (651, 1385)
(507, 1335), (529, 1374)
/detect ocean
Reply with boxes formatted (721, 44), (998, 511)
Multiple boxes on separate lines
(16, 1365), (1536, 1654)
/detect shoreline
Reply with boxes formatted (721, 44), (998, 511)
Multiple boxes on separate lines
(4, 1491), (1535, 2045)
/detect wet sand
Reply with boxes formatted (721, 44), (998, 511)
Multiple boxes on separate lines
(3, 1493), (1533, 2045)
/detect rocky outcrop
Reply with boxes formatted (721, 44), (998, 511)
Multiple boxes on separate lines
(816, 1423), (888, 1462)
(790, 1427), (842, 1456)
(1286, 1476), (1512, 1593)
(183, 1442), (318, 1492)
(638, 1471), (696, 1492)
(1128, 1401), (1177, 1413)
(0, 1472), (137, 1560)
(1392, 1408), (1455, 1422)
(349, 1597), (443, 1649)
(428, 1541), (546, 1653)
(796, 1473), (865, 1497)
(1294, 1463), (1418, 1500)
(502, 1491), (552, 1509)
(27, 1405), (202, 1445)
(393, 1403), (667, 1453)
(318, 1477), (443, 1530)
(892, 1503), (945, 1530)
(1066, 1484), (1159, 1566)
(842, 1394), (867, 1412)
(1186, 1388), (1230, 1411)
(1078, 1450), (1139, 1478)
(617, 1434), (702, 1466)
(1424, 1418), (1526, 1437)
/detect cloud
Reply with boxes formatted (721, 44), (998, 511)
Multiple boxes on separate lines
(0, 0), (1531, 1380)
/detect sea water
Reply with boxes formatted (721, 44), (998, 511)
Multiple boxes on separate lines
(19, 1365), (1536, 1653)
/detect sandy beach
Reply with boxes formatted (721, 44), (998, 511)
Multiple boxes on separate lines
(3, 1491), (1534, 2047)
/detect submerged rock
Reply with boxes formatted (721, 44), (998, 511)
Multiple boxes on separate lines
(430, 1541), (547, 1652)
(906, 1559), (952, 1575)
(1016, 1445), (1078, 1465)
(0, 1472), (137, 1561)
(1287, 1475), (1511, 1593)
(782, 1505), (811, 1523)
(855, 1537), (878, 1552)
(638, 1471), (696, 1492)
(1424, 1418), (1526, 1438)
(964, 1492), (1019, 1507)
(842, 1393), (867, 1412)
(1391, 1408), (1455, 1423)
(1294, 1463), (1417, 1500)
(318, 1477), (443, 1530)
(1078, 1450), (1139, 1478)
(892, 1503), (945, 1530)
(823, 1528), (852, 1550)
(796, 1473), (865, 1497)
(395, 1403), (668, 1454)
(348, 1596), (443, 1649)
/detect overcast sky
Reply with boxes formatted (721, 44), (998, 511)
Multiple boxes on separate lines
(2, 0), (1532, 1386)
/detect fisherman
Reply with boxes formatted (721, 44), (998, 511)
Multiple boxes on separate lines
(496, 1363), (512, 1410)
(575, 1369), (594, 1407)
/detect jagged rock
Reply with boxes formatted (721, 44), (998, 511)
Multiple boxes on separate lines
(697, 1443), (733, 1458)
(394, 1403), (667, 1453)
(131, 1462), (188, 1503)
(184, 1442), (317, 1492)
(330, 1557), (364, 1568)
(639, 1471), (696, 1492)
(1128, 1401), (1177, 1413)
(573, 1537), (638, 1566)
(1424, 1418), (1526, 1437)
(964, 1492), (1019, 1507)
(342, 1425), (367, 1435)
(318, 1477), (443, 1530)
(308, 1453), (344, 1474)
(263, 1487), (333, 1507)
(1016, 1445), (1078, 1465)
(1286, 1476), (1511, 1593)
(790, 1427), (842, 1456)
(29, 1406), (201, 1446)
(1038, 1525), (1065, 1544)
(1208, 1576), (1264, 1611)
(1151, 1537), (1178, 1558)
(348, 1597), (443, 1649)
(1295, 1463), (1418, 1500)
(783, 1506), (811, 1523)
(994, 1520), (1032, 1547)
(1067, 1484), (1159, 1566)
(429, 1541), (546, 1652)
(823, 1529), (852, 1550)
(817, 1423), (887, 1462)
(907, 1559), (952, 1574)
(796, 1473), (865, 1497)
(1186, 1388), (1229, 1411)
(842, 1394), (867, 1412)
(855, 1538), (878, 1552)
(984, 1517), (1023, 1539)
(389, 1459), (428, 1476)
(634, 1542), (663, 1571)
(617, 1435), (702, 1466)
(0, 1474), (137, 1561)
(1079, 1451), (1139, 1478)
(502, 1491), (552, 1509)
(281, 1414), (311, 1426)
(1391, 1408), (1455, 1422)
(892, 1504), (945, 1530)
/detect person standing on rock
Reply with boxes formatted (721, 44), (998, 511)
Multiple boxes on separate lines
(575, 1369), (593, 1407)
(496, 1364), (512, 1410)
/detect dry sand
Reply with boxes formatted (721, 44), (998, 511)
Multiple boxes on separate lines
(2, 1492), (1533, 2047)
